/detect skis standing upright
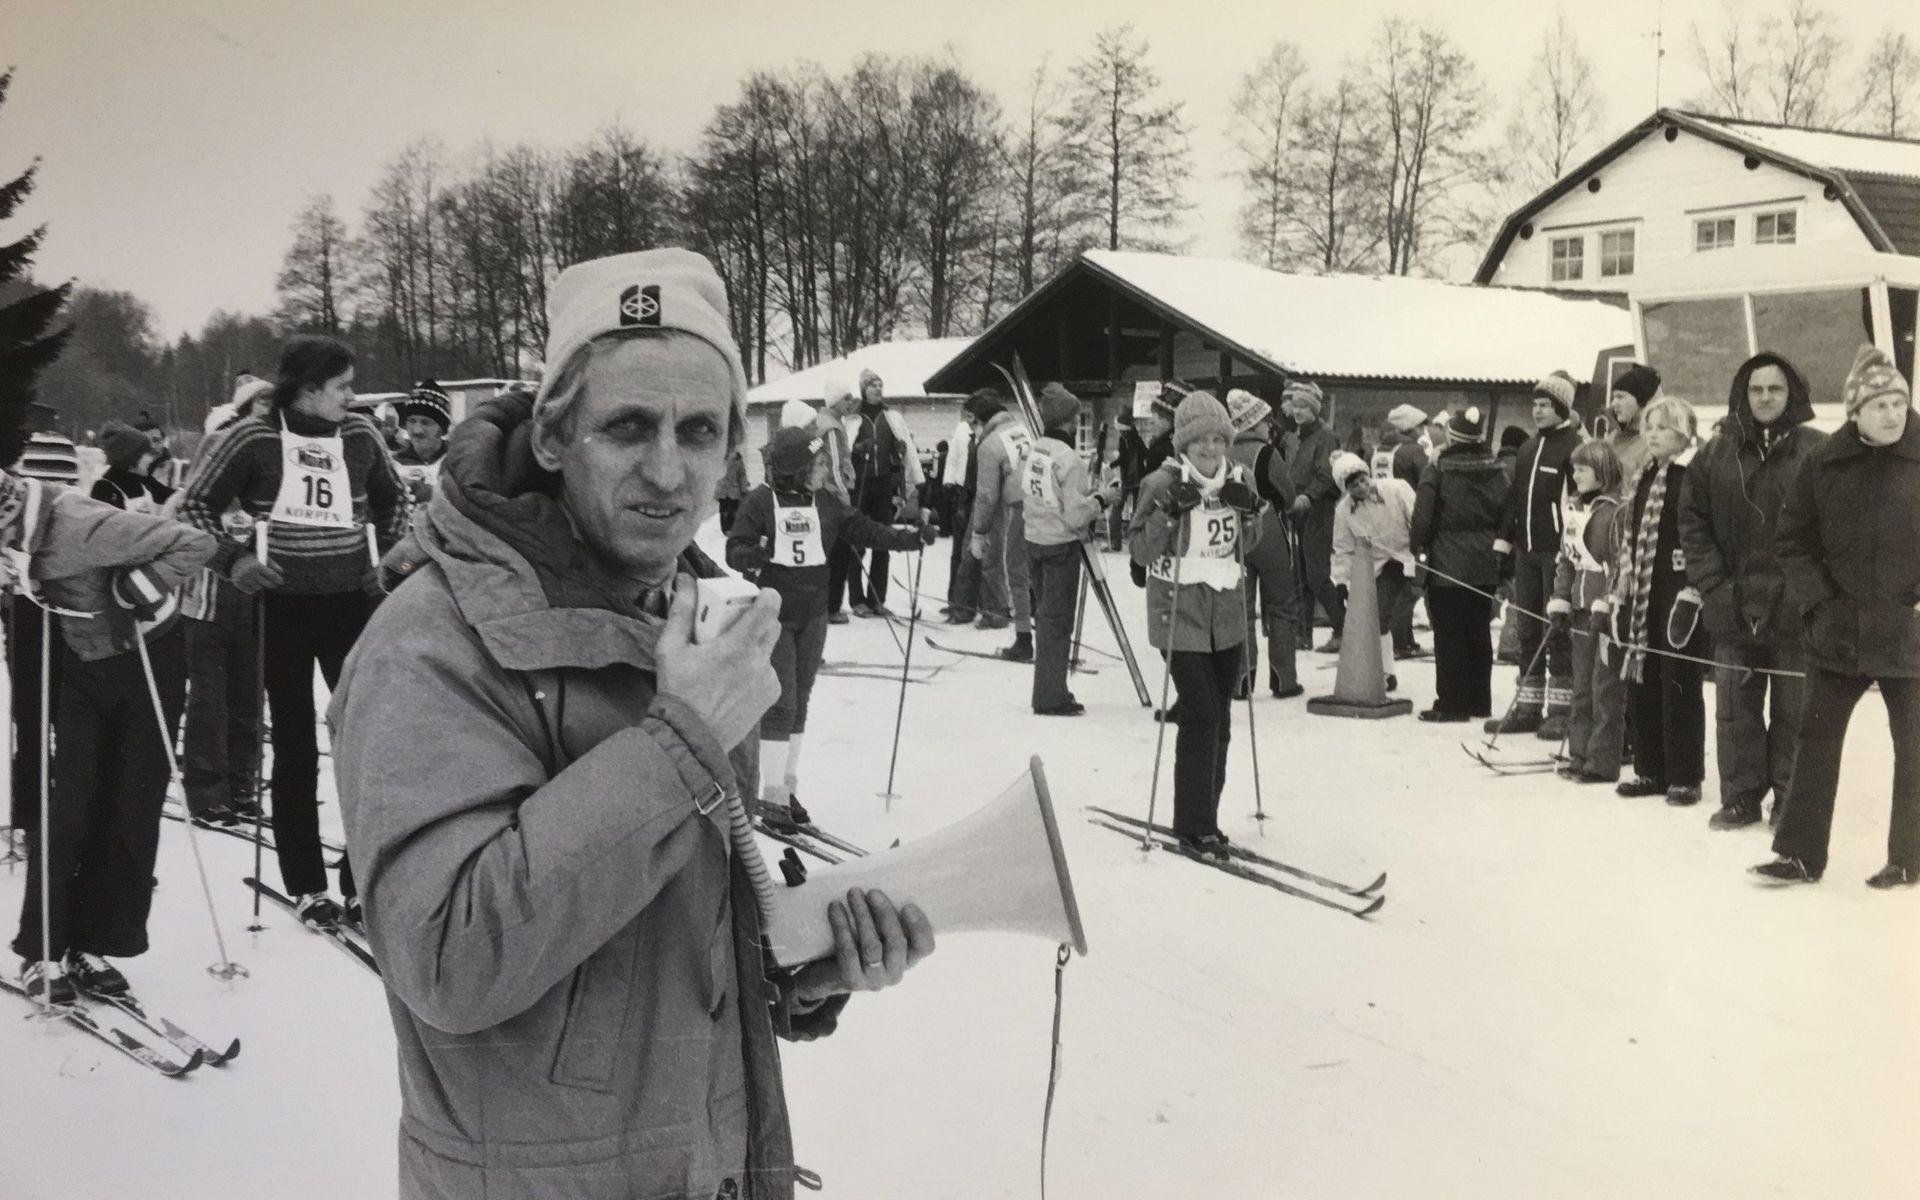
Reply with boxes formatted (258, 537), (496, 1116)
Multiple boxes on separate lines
(989, 357), (1152, 708)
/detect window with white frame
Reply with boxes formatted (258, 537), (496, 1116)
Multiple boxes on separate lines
(1695, 217), (1736, 251)
(1755, 210), (1798, 245)
(1599, 229), (1636, 278)
(1550, 235), (1584, 282)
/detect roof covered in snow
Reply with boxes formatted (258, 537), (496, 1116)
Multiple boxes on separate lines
(746, 338), (973, 406)
(929, 251), (1632, 392)
(1478, 109), (1920, 281)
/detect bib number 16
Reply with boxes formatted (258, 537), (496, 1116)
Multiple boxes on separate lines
(303, 475), (334, 509)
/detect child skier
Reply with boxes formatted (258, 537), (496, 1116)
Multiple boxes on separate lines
(1020, 383), (1120, 716)
(726, 425), (934, 829)
(4, 467), (216, 1003)
(1550, 440), (1629, 784)
(1129, 391), (1265, 858)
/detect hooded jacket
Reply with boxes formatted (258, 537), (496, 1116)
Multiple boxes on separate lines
(1775, 411), (1920, 678)
(1678, 352), (1826, 643)
(330, 394), (843, 1200)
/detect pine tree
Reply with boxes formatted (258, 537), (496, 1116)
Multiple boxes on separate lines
(0, 67), (71, 464)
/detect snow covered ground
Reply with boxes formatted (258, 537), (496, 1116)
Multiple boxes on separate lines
(3, 525), (1915, 1199)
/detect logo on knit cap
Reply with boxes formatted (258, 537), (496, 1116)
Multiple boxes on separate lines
(619, 284), (662, 328)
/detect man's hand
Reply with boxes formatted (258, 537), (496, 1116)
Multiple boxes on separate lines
(1492, 538), (1513, 557)
(968, 533), (988, 560)
(655, 574), (782, 749)
(229, 555), (284, 595)
(791, 888), (935, 1004)
(1289, 495), (1311, 518)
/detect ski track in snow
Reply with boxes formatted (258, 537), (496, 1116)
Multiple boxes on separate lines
(3, 515), (1914, 1198)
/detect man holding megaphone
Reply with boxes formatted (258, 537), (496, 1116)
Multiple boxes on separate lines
(329, 248), (933, 1200)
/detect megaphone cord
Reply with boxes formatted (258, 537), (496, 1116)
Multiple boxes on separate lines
(1041, 943), (1072, 1200)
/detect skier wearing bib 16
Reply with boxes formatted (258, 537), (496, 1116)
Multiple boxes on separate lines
(726, 425), (934, 830)
(1020, 383), (1120, 716)
(1128, 391), (1265, 857)
(179, 335), (409, 931)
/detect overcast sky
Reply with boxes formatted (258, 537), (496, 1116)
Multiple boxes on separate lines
(3, 0), (1915, 337)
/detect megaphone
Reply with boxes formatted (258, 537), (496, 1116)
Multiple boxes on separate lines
(763, 756), (1089, 967)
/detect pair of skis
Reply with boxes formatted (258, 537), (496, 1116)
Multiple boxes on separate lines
(1460, 744), (1566, 777)
(1085, 807), (1386, 919)
(989, 358), (1151, 708)
(922, 636), (1100, 674)
(1, 975), (239, 1078)
(753, 818), (868, 866)
(244, 877), (380, 975)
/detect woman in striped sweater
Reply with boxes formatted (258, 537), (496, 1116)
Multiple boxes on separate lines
(178, 336), (409, 929)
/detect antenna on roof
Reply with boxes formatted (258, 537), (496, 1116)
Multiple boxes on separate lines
(1643, 0), (1668, 107)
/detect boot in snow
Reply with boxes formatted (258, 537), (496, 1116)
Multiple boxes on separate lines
(996, 633), (1034, 662)
(65, 951), (129, 997)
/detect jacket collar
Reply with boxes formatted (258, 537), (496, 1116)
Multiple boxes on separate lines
(411, 393), (726, 675)
(1826, 411), (1920, 463)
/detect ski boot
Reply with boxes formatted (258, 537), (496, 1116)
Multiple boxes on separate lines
(65, 951), (129, 997)
(1866, 864), (1917, 890)
(1750, 856), (1819, 885)
(996, 632), (1033, 662)
(293, 893), (345, 930)
(1708, 803), (1761, 830)
(19, 958), (75, 1006)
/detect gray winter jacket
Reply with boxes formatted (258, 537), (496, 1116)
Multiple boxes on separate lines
(970, 410), (1031, 536)
(330, 394), (842, 1200)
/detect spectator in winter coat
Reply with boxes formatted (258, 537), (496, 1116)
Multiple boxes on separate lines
(1754, 345), (1920, 889)
(729, 425), (934, 823)
(1551, 440), (1629, 784)
(1021, 384), (1119, 715)
(1607, 364), (1661, 493)
(7, 465), (216, 1005)
(1281, 380), (1345, 652)
(1411, 407), (1510, 722)
(1614, 397), (1708, 807)
(969, 391), (1034, 653)
(1372, 404), (1429, 489)
(1226, 389), (1303, 698)
(715, 446), (749, 533)
(92, 421), (174, 513)
(1129, 391), (1265, 857)
(331, 249), (932, 1200)
(1680, 352), (1825, 829)
(1331, 451), (1417, 694)
(393, 382), (453, 505)
(815, 380), (861, 621)
(842, 370), (924, 618)
(943, 402), (985, 624)
(1489, 371), (1586, 740)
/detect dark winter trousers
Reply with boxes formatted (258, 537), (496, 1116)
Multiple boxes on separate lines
(830, 483), (899, 610)
(1241, 519), (1299, 691)
(1565, 612), (1627, 779)
(1628, 652), (1704, 788)
(1715, 637), (1806, 815)
(979, 504), (1031, 633)
(13, 630), (186, 962)
(1428, 584), (1494, 717)
(7, 596), (57, 834)
(1512, 551), (1572, 715)
(1027, 541), (1082, 710)
(1390, 579), (1419, 653)
(1169, 645), (1242, 840)
(946, 506), (979, 622)
(182, 604), (261, 817)
(1297, 504), (1345, 637)
(263, 591), (370, 900)
(762, 614), (829, 741)
(1773, 670), (1920, 877)
(718, 498), (740, 534)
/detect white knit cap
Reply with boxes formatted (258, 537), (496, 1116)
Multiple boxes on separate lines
(1224, 388), (1272, 434)
(780, 399), (817, 429)
(1386, 403), (1428, 433)
(1330, 451), (1370, 489)
(534, 247), (748, 424)
(822, 377), (855, 405)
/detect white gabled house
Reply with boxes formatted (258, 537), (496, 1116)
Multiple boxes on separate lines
(1477, 109), (1920, 295)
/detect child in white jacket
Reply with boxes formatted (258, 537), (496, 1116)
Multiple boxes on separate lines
(1331, 451), (1417, 691)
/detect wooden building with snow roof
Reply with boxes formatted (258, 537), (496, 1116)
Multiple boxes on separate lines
(925, 250), (1633, 449)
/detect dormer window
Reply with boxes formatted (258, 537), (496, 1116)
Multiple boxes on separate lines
(1695, 217), (1736, 252)
(1755, 210), (1798, 245)
(1550, 236), (1585, 282)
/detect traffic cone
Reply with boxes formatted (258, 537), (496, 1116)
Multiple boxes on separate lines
(1307, 538), (1413, 719)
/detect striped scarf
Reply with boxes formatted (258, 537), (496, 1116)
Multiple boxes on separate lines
(1615, 462), (1667, 682)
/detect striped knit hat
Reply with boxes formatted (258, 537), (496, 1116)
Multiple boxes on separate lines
(401, 380), (453, 431)
(1842, 344), (1910, 417)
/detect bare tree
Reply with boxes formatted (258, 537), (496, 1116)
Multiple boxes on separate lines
(905, 58), (1004, 337)
(1286, 74), (1383, 273)
(1001, 60), (1093, 297)
(1503, 14), (1603, 197)
(1692, 3), (1758, 119)
(1856, 30), (1920, 136)
(1061, 25), (1193, 252)
(275, 193), (350, 336)
(1758, 0), (1855, 127)
(1230, 42), (1308, 269)
(1367, 18), (1487, 275)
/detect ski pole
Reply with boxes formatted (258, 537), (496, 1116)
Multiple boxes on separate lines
(1141, 490), (1185, 853)
(133, 620), (247, 981)
(1483, 626), (1552, 755)
(1233, 510), (1267, 827)
(1067, 566), (1089, 678)
(879, 542), (926, 808)
(249, 524), (268, 932)
(36, 604), (52, 1017)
